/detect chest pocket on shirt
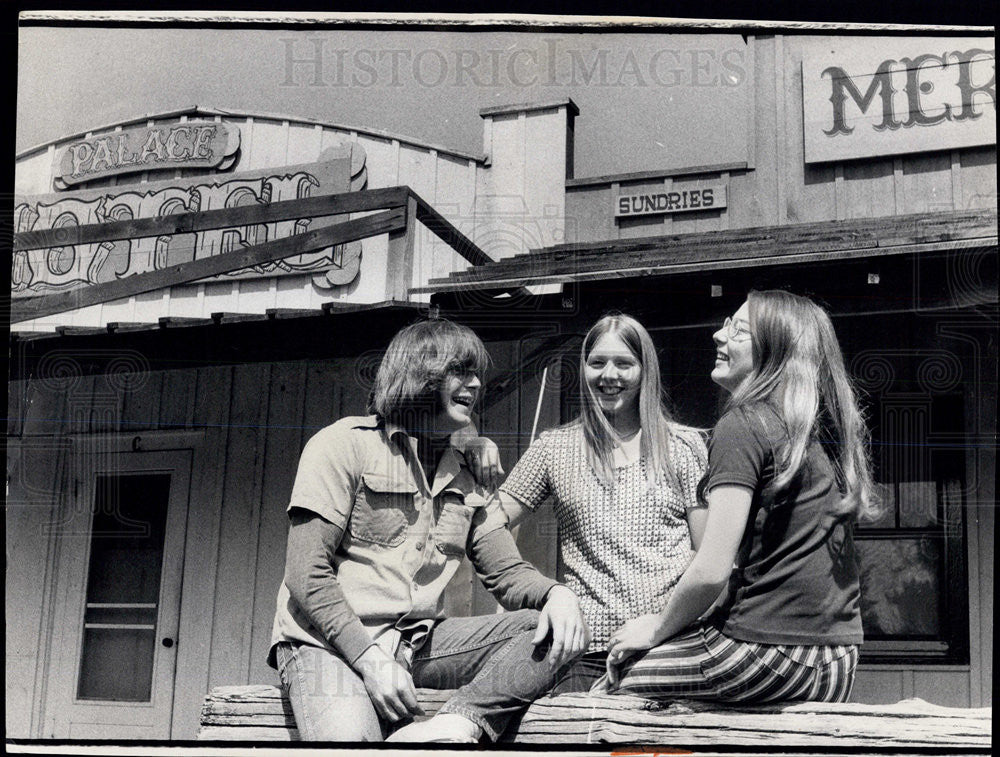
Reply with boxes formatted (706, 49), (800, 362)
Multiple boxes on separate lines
(349, 473), (416, 548)
(435, 494), (475, 557)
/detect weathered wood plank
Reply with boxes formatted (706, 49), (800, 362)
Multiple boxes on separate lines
(87, 373), (123, 433)
(198, 685), (992, 745)
(13, 186), (410, 251)
(512, 694), (993, 746)
(385, 194), (418, 301)
(565, 162), (749, 189)
(198, 725), (298, 741)
(208, 364), (272, 690)
(427, 208), (998, 286)
(202, 713), (293, 727)
(198, 685), (451, 740)
(412, 192), (495, 267)
(120, 370), (163, 432)
(418, 238), (998, 293)
(247, 362), (308, 687)
(171, 366), (232, 739)
(11, 209), (406, 323)
(159, 368), (199, 429)
(435, 221), (996, 285)
(301, 361), (343, 437)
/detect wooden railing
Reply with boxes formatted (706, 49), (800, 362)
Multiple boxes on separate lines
(11, 186), (495, 324)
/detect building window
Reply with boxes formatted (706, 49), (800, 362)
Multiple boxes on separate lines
(855, 392), (969, 664)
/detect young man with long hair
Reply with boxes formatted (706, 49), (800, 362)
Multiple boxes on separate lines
(268, 318), (588, 742)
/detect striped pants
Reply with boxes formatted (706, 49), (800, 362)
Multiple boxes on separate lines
(597, 624), (859, 704)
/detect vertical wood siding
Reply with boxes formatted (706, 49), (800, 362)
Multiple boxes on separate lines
(566, 36), (995, 244)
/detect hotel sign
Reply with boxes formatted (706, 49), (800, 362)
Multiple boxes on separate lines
(802, 38), (995, 163)
(615, 182), (727, 218)
(15, 146), (368, 296)
(55, 122), (241, 188)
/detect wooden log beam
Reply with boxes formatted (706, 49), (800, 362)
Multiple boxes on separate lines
(198, 685), (452, 741)
(13, 186), (411, 250)
(512, 693), (993, 746)
(410, 191), (494, 267)
(407, 189), (532, 298)
(197, 685), (993, 746)
(10, 208), (405, 324)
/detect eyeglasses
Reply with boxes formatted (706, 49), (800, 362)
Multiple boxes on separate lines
(722, 316), (752, 341)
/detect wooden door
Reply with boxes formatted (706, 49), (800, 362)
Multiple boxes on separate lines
(43, 450), (191, 739)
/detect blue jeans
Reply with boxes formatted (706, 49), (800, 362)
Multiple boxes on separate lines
(549, 651), (608, 694)
(275, 609), (557, 741)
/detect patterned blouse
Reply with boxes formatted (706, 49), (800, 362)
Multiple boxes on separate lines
(500, 423), (707, 652)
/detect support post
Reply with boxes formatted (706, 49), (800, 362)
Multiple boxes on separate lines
(385, 194), (418, 302)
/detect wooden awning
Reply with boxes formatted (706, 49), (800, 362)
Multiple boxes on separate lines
(412, 208), (998, 294)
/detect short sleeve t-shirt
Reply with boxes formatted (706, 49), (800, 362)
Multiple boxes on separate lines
(501, 423), (707, 652)
(707, 403), (864, 646)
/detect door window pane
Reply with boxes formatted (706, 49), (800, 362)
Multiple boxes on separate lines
(77, 628), (157, 702)
(77, 473), (171, 702)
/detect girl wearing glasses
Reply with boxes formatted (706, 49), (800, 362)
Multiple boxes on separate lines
(594, 290), (878, 703)
(469, 313), (709, 693)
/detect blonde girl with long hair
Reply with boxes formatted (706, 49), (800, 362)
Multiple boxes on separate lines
(596, 290), (877, 703)
(486, 313), (709, 692)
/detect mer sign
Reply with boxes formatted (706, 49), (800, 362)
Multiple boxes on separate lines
(802, 39), (995, 163)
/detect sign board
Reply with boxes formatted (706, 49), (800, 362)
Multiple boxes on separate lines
(14, 144), (369, 296)
(615, 182), (727, 218)
(802, 38), (996, 164)
(55, 122), (241, 188)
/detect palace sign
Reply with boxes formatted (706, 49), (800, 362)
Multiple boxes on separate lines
(802, 38), (995, 163)
(615, 182), (727, 218)
(55, 122), (241, 188)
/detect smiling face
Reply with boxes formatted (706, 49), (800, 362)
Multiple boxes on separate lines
(431, 369), (481, 435)
(584, 331), (642, 420)
(711, 300), (754, 393)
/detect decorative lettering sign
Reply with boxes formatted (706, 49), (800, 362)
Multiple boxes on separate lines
(14, 144), (369, 296)
(802, 38), (996, 163)
(615, 182), (727, 218)
(54, 122), (241, 188)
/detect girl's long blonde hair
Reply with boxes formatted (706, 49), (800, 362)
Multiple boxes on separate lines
(727, 290), (878, 520)
(579, 313), (703, 488)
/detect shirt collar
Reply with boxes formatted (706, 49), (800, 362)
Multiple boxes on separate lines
(381, 419), (468, 497)
(382, 417), (408, 441)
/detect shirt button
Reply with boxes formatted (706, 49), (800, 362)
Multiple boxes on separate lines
(416, 541), (424, 550)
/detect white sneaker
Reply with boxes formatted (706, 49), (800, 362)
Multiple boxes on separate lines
(386, 713), (483, 743)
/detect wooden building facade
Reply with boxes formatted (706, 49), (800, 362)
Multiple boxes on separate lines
(7, 30), (996, 742)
